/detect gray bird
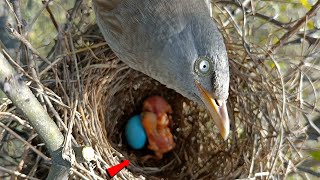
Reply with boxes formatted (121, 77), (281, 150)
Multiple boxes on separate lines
(93, 0), (230, 139)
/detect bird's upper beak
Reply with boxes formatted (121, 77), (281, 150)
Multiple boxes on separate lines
(195, 81), (230, 140)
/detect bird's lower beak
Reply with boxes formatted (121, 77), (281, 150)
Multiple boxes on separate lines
(195, 81), (230, 140)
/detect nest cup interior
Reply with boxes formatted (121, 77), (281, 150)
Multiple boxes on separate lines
(80, 46), (250, 179)
(106, 73), (185, 167)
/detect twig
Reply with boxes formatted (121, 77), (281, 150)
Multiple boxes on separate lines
(0, 165), (40, 180)
(303, 114), (320, 136)
(69, 168), (91, 180)
(74, 163), (105, 180)
(0, 121), (50, 161)
(268, 1), (320, 53)
(67, 33), (83, 99)
(5, 0), (21, 26)
(25, 0), (53, 34)
(65, 0), (83, 32)
(248, 135), (257, 178)
(296, 165), (320, 178)
(266, 56), (286, 180)
(61, 100), (78, 165)
(0, 51), (70, 179)
(285, 161), (320, 178)
(6, 25), (52, 65)
(12, 134), (34, 180)
(9, 0), (23, 28)
(217, 1), (319, 46)
(43, 0), (59, 32)
(0, 112), (32, 128)
(2, 49), (34, 80)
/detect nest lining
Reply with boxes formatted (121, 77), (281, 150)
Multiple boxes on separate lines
(72, 42), (258, 179)
(59, 18), (312, 178)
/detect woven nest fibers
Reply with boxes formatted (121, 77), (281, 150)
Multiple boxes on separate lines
(61, 23), (307, 179)
(79, 49), (238, 179)
(1, 1), (319, 179)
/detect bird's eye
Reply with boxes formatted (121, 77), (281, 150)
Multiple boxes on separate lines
(194, 57), (212, 75)
(199, 60), (210, 73)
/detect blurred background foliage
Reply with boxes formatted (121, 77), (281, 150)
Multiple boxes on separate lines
(0, 0), (96, 57)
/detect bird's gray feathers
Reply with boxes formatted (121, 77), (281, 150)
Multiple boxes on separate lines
(94, 0), (211, 66)
(93, 0), (229, 103)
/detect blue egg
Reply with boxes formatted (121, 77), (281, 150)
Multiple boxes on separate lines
(125, 115), (147, 149)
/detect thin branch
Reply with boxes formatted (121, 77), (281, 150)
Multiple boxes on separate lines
(25, 0), (53, 34)
(43, 0), (59, 32)
(0, 107), (49, 162)
(0, 51), (71, 179)
(268, 1), (320, 53)
(0, 165), (40, 180)
(6, 25), (52, 65)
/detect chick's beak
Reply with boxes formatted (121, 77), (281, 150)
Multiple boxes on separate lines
(195, 81), (230, 140)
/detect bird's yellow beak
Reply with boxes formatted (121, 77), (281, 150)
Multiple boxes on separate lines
(195, 81), (230, 140)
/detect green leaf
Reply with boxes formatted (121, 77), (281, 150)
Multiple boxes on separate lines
(309, 151), (320, 161)
(300, 0), (312, 10)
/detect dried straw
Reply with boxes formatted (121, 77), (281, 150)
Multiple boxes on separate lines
(1, 0), (319, 179)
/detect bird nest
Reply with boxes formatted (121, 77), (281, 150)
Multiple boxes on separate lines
(64, 20), (314, 178)
(77, 43), (238, 179)
(1, 1), (319, 180)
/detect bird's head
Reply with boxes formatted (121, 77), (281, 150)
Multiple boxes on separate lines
(156, 15), (230, 140)
(193, 55), (229, 140)
(93, 0), (230, 139)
